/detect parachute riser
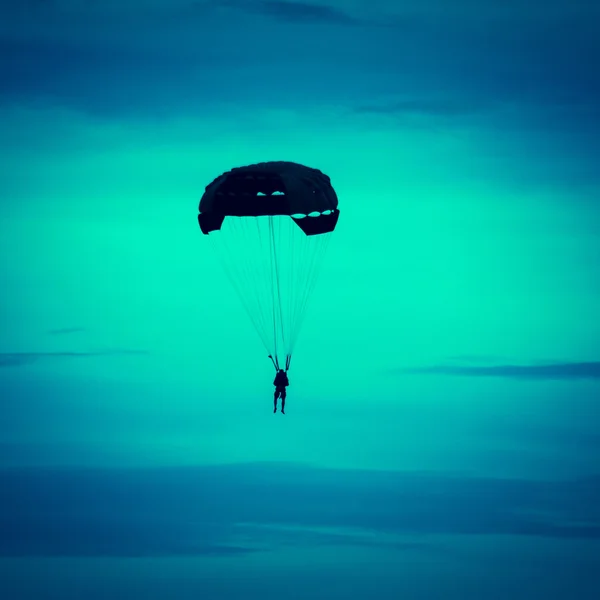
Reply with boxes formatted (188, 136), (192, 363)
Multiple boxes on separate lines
(268, 354), (291, 372)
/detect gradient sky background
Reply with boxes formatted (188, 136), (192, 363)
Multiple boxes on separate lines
(1, 1), (599, 598)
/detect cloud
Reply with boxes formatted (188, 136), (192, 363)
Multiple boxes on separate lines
(394, 361), (600, 380)
(234, 522), (440, 552)
(224, 0), (361, 25)
(0, 0), (598, 194)
(0, 350), (148, 367)
(47, 327), (85, 335)
(444, 355), (505, 364)
(0, 519), (254, 558)
(354, 96), (496, 118)
(0, 463), (598, 556)
(0, 1), (597, 118)
(470, 423), (600, 453)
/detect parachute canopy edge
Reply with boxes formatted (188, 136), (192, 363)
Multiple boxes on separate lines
(198, 210), (339, 235)
(198, 161), (340, 236)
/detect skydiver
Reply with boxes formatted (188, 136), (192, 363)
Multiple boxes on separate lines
(273, 369), (289, 414)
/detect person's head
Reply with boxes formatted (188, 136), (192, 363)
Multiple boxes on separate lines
(279, 369), (284, 374)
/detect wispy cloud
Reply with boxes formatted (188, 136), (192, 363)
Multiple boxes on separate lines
(228, 0), (360, 25)
(394, 361), (600, 380)
(0, 350), (148, 367)
(354, 96), (496, 117)
(0, 464), (598, 556)
(47, 327), (85, 336)
(234, 522), (440, 552)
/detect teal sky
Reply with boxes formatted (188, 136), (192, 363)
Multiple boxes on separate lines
(1, 1), (599, 597)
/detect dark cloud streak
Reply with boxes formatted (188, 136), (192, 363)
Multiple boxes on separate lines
(0, 350), (148, 367)
(47, 327), (85, 336)
(354, 96), (496, 117)
(219, 0), (360, 25)
(395, 361), (600, 381)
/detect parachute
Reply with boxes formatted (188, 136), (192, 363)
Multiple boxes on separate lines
(198, 161), (340, 371)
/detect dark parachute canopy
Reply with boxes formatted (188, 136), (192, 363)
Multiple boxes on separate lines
(198, 161), (340, 371)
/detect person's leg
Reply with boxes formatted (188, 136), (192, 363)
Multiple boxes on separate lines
(281, 390), (286, 413)
(273, 390), (278, 412)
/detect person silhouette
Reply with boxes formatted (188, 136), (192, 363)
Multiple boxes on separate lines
(273, 369), (289, 414)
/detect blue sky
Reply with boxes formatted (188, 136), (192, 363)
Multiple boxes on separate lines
(1, 0), (599, 597)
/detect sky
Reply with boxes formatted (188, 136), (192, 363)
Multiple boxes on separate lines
(1, 0), (599, 598)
